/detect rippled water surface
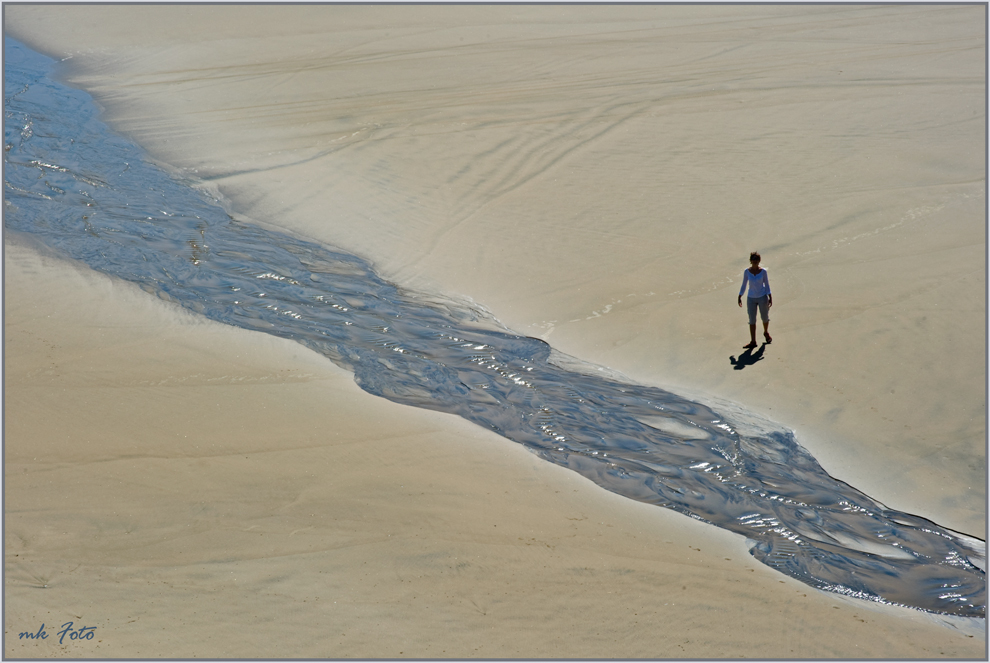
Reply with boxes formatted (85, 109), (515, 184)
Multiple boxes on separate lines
(4, 37), (985, 618)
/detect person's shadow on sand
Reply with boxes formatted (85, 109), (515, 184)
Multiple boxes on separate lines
(730, 343), (767, 370)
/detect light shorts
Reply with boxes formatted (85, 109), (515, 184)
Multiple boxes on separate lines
(747, 295), (770, 325)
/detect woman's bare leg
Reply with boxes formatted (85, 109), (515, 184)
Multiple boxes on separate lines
(746, 324), (757, 348)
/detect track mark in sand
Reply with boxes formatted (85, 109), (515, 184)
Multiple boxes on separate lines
(289, 527), (315, 537)
(422, 98), (655, 257)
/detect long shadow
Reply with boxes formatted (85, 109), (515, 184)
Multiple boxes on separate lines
(730, 343), (767, 370)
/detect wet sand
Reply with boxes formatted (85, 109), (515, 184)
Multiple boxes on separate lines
(4, 4), (986, 658)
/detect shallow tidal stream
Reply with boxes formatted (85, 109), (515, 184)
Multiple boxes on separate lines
(4, 37), (985, 619)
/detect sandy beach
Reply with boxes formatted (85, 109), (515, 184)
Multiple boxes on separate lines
(4, 4), (986, 658)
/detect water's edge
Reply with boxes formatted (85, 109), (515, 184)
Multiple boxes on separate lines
(4, 37), (985, 619)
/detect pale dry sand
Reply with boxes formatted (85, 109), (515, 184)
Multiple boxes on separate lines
(4, 4), (986, 658)
(4, 238), (983, 659)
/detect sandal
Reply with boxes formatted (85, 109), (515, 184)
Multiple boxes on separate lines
(764, 333), (772, 344)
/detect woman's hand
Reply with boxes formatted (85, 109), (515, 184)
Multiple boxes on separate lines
(768, 295), (773, 308)
(737, 295), (743, 307)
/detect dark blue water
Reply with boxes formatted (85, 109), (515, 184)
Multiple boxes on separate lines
(4, 37), (985, 618)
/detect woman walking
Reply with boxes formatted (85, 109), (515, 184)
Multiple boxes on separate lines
(737, 251), (772, 348)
